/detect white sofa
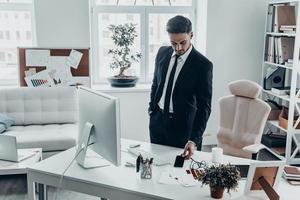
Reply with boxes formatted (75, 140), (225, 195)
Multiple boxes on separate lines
(0, 87), (78, 157)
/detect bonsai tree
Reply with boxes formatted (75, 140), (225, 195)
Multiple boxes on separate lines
(198, 163), (241, 199)
(108, 23), (142, 77)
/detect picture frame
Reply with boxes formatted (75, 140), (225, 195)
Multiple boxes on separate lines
(244, 160), (285, 199)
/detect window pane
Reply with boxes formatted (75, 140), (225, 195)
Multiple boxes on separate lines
(95, 0), (192, 6)
(0, 0), (32, 3)
(148, 13), (189, 80)
(97, 13), (141, 81)
(0, 10), (33, 85)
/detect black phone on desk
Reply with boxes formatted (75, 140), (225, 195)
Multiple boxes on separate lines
(174, 155), (185, 168)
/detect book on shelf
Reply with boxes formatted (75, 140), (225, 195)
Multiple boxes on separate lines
(281, 25), (296, 29)
(285, 62), (293, 67)
(280, 25), (296, 33)
(283, 166), (300, 181)
(281, 30), (296, 34)
(271, 86), (290, 95)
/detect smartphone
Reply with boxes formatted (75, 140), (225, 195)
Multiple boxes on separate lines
(174, 155), (185, 168)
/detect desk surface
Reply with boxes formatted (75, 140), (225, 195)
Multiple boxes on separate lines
(28, 140), (299, 200)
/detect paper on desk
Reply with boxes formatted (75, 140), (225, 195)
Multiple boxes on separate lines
(158, 169), (199, 187)
(159, 171), (178, 185)
(25, 49), (50, 66)
(67, 49), (83, 69)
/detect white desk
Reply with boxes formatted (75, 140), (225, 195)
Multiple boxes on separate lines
(27, 140), (299, 200)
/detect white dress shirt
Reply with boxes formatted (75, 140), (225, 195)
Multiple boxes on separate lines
(158, 45), (193, 113)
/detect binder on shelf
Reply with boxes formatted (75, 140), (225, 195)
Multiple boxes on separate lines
(280, 37), (295, 64)
(263, 67), (285, 90)
(274, 37), (279, 63)
(269, 36), (275, 62)
(267, 5), (275, 32)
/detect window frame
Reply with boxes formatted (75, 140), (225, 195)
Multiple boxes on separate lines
(90, 1), (196, 84)
(0, 1), (36, 86)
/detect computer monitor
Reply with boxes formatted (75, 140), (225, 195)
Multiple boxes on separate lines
(76, 87), (121, 168)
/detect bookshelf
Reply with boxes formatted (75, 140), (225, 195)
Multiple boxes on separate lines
(262, 0), (300, 164)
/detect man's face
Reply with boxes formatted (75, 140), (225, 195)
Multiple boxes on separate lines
(169, 32), (193, 55)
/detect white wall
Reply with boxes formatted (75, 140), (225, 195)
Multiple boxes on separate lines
(34, 0), (90, 47)
(205, 0), (266, 143)
(102, 90), (150, 142)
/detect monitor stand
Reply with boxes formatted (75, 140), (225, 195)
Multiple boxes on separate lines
(75, 122), (110, 169)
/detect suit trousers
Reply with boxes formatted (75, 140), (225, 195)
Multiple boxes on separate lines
(149, 109), (202, 151)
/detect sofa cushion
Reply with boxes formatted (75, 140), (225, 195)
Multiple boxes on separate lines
(4, 124), (78, 151)
(0, 87), (77, 125)
(0, 113), (15, 133)
(0, 113), (15, 127)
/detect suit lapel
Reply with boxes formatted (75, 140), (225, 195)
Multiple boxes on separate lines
(160, 49), (173, 82)
(173, 48), (195, 91)
(157, 48), (173, 91)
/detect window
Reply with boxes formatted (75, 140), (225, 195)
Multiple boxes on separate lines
(0, 0), (35, 85)
(15, 30), (20, 40)
(5, 30), (10, 39)
(0, 51), (4, 61)
(91, 0), (195, 84)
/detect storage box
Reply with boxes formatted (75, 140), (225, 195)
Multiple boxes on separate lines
(268, 109), (281, 120)
(278, 107), (300, 129)
(261, 134), (286, 147)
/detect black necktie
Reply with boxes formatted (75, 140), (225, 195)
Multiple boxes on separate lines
(164, 54), (180, 114)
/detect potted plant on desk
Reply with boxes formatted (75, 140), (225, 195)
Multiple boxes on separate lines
(107, 23), (142, 87)
(198, 163), (241, 199)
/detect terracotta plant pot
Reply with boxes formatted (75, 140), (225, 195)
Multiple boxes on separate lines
(210, 186), (224, 199)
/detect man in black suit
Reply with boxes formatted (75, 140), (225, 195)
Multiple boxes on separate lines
(149, 15), (213, 159)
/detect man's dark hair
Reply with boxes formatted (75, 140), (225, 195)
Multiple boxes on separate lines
(166, 15), (192, 34)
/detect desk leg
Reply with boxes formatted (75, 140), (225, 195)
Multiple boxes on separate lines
(27, 174), (36, 200)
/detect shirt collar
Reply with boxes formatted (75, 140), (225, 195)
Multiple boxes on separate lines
(171, 44), (193, 62)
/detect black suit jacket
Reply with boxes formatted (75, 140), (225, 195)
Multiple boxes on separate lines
(149, 46), (213, 145)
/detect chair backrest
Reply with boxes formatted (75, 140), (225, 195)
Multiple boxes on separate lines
(217, 80), (271, 158)
(0, 87), (77, 125)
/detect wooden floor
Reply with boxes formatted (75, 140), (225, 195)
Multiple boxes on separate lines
(0, 145), (214, 200)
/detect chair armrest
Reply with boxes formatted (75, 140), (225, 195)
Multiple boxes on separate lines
(242, 144), (266, 154)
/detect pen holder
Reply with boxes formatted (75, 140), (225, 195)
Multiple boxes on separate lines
(140, 161), (152, 179)
(136, 155), (153, 179)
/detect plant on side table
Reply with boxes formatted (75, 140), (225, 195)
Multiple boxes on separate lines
(107, 23), (142, 87)
(198, 163), (241, 199)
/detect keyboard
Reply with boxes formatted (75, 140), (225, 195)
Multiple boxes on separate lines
(127, 148), (170, 166)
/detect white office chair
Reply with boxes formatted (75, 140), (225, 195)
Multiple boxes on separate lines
(217, 80), (271, 158)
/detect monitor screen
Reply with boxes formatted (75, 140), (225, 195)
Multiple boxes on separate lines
(78, 87), (121, 166)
